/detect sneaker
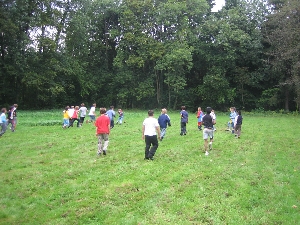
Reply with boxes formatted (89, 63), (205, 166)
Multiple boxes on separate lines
(205, 151), (209, 156)
(103, 150), (107, 155)
(97, 151), (101, 156)
(209, 142), (212, 150)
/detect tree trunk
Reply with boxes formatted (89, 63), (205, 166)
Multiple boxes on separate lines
(284, 88), (289, 112)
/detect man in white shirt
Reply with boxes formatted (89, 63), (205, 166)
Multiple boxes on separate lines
(142, 110), (160, 160)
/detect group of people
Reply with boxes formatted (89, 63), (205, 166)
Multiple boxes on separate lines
(226, 107), (243, 138)
(62, 103), (124, 129)
(142, 105), (243, 159)
(0, 104), (18, 137)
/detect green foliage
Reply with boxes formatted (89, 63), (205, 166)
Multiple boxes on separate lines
(1, 0), (299, 112)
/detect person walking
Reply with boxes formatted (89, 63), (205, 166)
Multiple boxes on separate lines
(95, 108), (110, 156)
(142, 110), (160, 160)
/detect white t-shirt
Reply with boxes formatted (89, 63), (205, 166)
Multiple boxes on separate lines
(89, 106), (95, 116)
(143, 117), (159, 136)
(79, 107), (87, 117)
(68, 108), (74, 117)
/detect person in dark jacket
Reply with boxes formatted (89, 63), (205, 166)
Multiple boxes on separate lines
(158, 108), (171, 141)
(234, 110), (243, 138)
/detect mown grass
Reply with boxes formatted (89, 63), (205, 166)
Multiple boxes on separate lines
(0, 110), (299, 225)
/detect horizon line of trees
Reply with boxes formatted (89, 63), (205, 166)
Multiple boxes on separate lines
(1, 0), (300, 111)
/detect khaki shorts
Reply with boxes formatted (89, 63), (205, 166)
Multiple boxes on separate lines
(203, 128), (214, 139)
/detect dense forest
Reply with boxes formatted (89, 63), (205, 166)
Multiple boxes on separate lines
(0, 0), (299, 111)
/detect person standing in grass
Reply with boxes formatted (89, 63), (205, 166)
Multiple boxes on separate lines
(95, 107), (110, 156)
(180, 106), (188, 135)
(234, 110), (243, 138)
(196, 107), (204, 130)
(62, 106), (70, 129)
(227, 107), (237, 133)
(158, 108), (171, 141)
(202, 107), (216, 156)
(12, 104), (18, 131)
(63, 106), (70, 129)
(210, 109), (217, 131)
(7, 106), (15, 132)
(116, 108), (124, 125)
(142, 110), (160, 160)
(106, 106), (116, 128)
(79, 103), (88, 126)
(0, 108), (8, 137)
(70, 106), (80, 127)
(87, 103), (96, 124)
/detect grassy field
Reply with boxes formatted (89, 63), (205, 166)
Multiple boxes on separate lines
(0, 110), (299, 225)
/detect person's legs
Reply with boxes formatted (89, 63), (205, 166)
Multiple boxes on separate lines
(203, 128), (210, 155)
(13, 117), (17, 130)
(97, 134), (104, 155)
(8, 119), (15, 131)
(236, 125), (241, 137)
(75, 118), (80, 127)
(148, 135), (158, 159)
(103, 134), (109, 155)
(110, 120), (114, 128)
(79, 117), (85, 126)
(0, 122), (7, 136)
(160, 128), (166, 140)
(144, 135), (151, 159)
(69, 118), (74, 127)
(180, 122), (187, 135)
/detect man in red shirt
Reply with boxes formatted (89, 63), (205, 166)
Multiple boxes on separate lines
(95, 108), (110, 155)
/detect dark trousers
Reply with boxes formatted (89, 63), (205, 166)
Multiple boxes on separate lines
(110, 120), (114, 128)
(180, 122), (187, 135)
(145, 135), (159, 159)
(70, 118), (80, 127)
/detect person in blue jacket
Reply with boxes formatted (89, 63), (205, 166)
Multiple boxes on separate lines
(158, 108), (171, 141)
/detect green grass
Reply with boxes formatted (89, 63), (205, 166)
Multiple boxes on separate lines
(0, 110), (299, 224)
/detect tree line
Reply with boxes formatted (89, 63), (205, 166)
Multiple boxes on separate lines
(0, 0), (299, 111)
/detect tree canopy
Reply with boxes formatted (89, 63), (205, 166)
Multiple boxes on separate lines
(1, 0), (299, 111)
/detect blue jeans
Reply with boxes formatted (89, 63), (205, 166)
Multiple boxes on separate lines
(160, 128), (167, 139)
(0, 122), (7, 136)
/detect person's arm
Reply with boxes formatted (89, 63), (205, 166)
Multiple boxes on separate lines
(142, 125), (145, 139)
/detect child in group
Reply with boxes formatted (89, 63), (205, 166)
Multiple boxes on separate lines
(7, 106), (15, 132)
(227, 107), (237, 134)
(68, 106), (75, 127)
(116, 109), (124, 125)
(95, 108), (110, 156)
(106, 106), (116, 128)
(196, 107), (204, 130)
(12, 104), (18, 131)
(70, 106), (80, 127)
(180, 106), (188, 135)
(158, 108), (171, 141)
(210, 109), (217, 131)
(202, 107), (216, 156)
(0, 108), (7, 137)
(79, 103), (88, 126)
(234, 110), (243, 138)
(87, 103), (96, 124)
(62, 106), (70, 129)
